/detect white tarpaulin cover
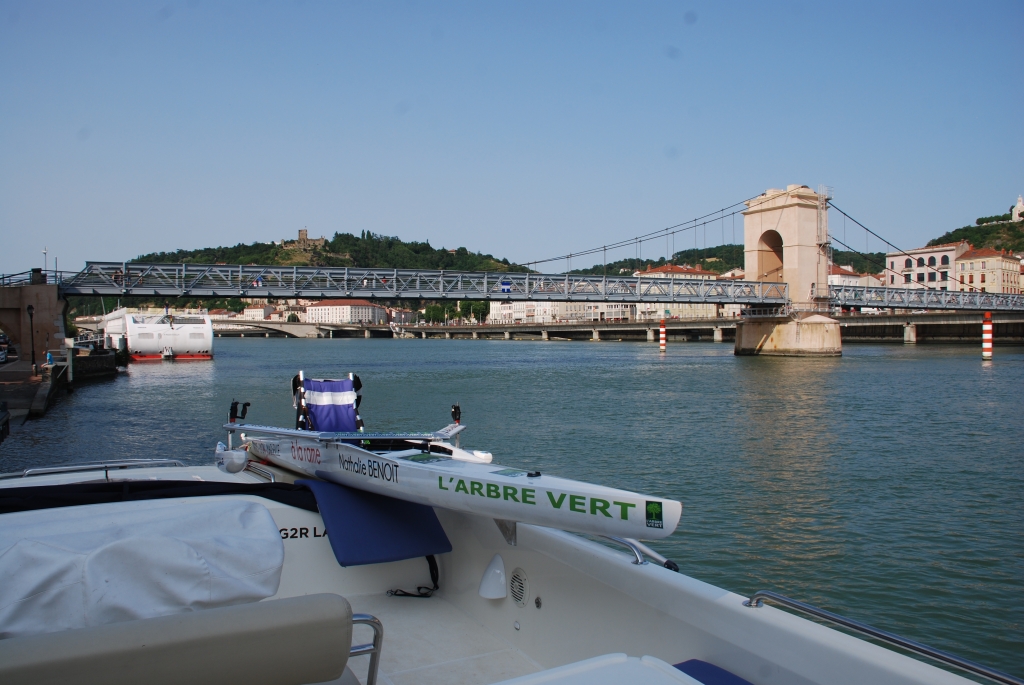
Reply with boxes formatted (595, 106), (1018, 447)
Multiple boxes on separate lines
(0, 497), (285, 638)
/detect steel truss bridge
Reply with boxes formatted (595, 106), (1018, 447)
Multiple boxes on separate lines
(826, 284), (1024, 312)
(51, 263), (791, 305)
(4, 263), (1024, 311)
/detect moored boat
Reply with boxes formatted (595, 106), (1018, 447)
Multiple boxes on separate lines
(102, 307), (214, 361)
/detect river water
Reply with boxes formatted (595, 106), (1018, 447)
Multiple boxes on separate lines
(2, 338), (1022, 677)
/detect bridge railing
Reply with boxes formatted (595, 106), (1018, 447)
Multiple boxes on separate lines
(54, 263), (792, 304)
(0, 270), (75, 287)
(829, 285), (1024, 312)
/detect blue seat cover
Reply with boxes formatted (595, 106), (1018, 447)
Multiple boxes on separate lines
(296, 479), (452, 567)
(303, 378), (358, 432)
(674, 660), (755, 685)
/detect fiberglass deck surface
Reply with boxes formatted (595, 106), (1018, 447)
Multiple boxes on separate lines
(344, 594), (542, 685)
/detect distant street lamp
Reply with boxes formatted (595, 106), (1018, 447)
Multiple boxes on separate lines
(26, 304), (36, 373)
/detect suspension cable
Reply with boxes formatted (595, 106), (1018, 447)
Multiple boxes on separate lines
(829, 201), (964, 290)
(526, 188), (796, 271)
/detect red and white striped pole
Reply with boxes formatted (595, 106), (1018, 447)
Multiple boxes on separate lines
(982, 311), (992, 360)
(659, 319), (666, 353)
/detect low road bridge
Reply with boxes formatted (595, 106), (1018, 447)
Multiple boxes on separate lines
(210, 311), (1024, 343)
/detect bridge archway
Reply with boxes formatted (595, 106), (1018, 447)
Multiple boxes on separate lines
(743, 185), (828, 308)
(756, 230), (784, 282)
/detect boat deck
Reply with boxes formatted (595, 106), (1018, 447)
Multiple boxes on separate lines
(345, 594), (541, 685)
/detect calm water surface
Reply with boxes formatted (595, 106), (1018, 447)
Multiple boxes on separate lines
(3, 338), (1022, 676)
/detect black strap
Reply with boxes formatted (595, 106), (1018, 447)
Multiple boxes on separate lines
(387, 555), (440, 598)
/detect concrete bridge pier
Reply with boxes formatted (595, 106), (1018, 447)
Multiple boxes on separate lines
(445, 332), (451, 339)
(592, 330), (601, 341)
(541, 330), (549, 341)
(504, 331), (511, 340)
(735, 315), (841, 357)
(364, 329), (370, 339)
(904, 324), (917, 344)
(714, 327), (723, 343)
(647, 329), (655, 342)
(472, 331), (479, 340)
(421, 331), (427, 339)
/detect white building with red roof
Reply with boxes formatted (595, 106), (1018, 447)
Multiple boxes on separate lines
(305, 299), (387, 325)
(883, 242), (969, 289)
(955, 247), (1021, 294)
(632, 264), (720, 320)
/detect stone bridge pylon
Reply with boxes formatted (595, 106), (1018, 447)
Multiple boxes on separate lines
(735, 184), (842, 356)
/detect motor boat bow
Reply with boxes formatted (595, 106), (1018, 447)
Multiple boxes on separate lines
(0, 372), (1018, 685)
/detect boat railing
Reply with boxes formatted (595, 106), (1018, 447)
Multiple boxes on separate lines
(744, 590), (1023, 685)
(0, 459), (186, 480)
(600, 536), (648, 565)
(350, 613), (384, 685)
(597, 536), (682, 571)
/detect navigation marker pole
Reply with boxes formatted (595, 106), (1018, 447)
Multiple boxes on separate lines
(660, 319), (666, 353)
(982, 311), (992, 360)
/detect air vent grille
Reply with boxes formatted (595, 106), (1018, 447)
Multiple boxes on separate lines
(510, 567), (528, 607)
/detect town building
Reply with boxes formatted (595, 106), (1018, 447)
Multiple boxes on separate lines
(632, 264), (720, 320)
(827, 264), (861, 287)
(827, 264), (882, 288)
(584, 303), (635, 322)
(207, 309), (237, 320)
(267, 306), (306, 322)
(305, 299), (387, 324)
(954, 248), (1021, 294)
(242, 305), (275, 320)
(487, 301), (632, 324)
(487, 302), (583, 324)
(388, 308), (418, 324)
(883, 242), (969, 289)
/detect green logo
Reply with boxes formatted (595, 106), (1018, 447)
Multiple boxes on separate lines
(645, 501), (663, 528)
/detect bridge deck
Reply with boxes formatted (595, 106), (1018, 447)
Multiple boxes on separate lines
(5, 264), (1024, 311)
(54, 263), (789, 304)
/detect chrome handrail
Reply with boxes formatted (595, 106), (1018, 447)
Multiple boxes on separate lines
(351, 613), (384, 685)
(744, 590), (1023, 685)
(0, 459), (186, 480)
(243, 461), (276, 483)
(600, 536), (648, 565)
(624, 538), (680, 572)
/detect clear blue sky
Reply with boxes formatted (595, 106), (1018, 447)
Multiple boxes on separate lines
(2, 1), (1022, 274)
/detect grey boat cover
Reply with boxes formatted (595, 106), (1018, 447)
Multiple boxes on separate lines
(0, 497), (284, 638)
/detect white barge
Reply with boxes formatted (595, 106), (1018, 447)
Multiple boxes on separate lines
(102, 307), (213, 361)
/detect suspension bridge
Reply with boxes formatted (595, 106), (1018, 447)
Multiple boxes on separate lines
(5, 264), (1021, 313)
(3, 182), (1021, 360)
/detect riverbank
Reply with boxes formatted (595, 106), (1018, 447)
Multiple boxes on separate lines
(0, 359), (49, 427)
